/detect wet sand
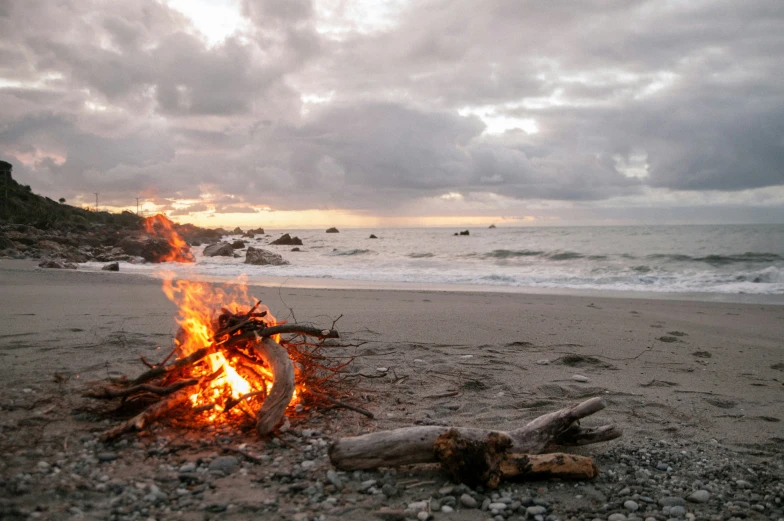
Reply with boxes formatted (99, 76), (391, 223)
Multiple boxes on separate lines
(1, 259), (782, 449)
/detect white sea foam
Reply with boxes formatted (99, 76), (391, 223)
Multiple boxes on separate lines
(82, 225), (784, 301)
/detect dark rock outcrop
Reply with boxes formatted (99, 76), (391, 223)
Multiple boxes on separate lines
(102, 262), (120, 271)
(326, 227), (339, 233)
(459, 230), (470, 236)
(232, 227), (243, 235)
(117, 236), (185, 263)
(489, 224), (496, 229)
(291, 247), (301, 252)
(249, 227), (265, 235)
(369, 234), (378, 239)
(231, 240), (246, 249)
(245, 247), (289, 266)
(270, 233), (303, 246)
(203, 242), (235, 257)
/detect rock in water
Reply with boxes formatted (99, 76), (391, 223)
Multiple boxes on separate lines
(326, 227), (339, 233)
(203, 242), (234, 257)
(102, 262), (120, 271)
(118, 236), (191, 262)
(459, 230), (470, 235)
(245, 247), (289, 266)
(369, 234), (378, 239)
(270, 233), (303, 246)
(231, 240), (246, 249)
(38, 260), (77, 269)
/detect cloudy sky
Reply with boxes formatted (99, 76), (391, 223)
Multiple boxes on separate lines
(1, 0), (783, 228)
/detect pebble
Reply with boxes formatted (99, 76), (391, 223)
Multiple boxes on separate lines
(687, 490), (710, 503)
(624, 500), (639, 511)
(527, 506), (547, 516)
(607, 514), (627, 521)
(460, 494), (477, 508)
(572, 374), (590, 382)
(489, 502), (507, 511)
(416, 511), (431, 521)
(179, 462), (196, 473)
(300, 460), (316, 469)
(536, 359), (551, 365)
(670, 505), (686, 517)
(208, 456), (239, 474)
(96, 452), (117, 462)
(441, 505), (454, 513)
(658, 497), (685, 507)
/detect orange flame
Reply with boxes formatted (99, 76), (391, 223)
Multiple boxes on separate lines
(161, 276), (297, 420)
(144, 214), (194, 263)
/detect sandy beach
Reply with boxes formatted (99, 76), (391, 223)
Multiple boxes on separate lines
(1, 259), (783, 520)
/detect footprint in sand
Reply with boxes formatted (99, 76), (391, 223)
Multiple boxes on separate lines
(704, 397), (737, 409)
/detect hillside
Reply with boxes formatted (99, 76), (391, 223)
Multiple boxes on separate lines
(0, 160), (223, 264)
(0, 160), (142, 230)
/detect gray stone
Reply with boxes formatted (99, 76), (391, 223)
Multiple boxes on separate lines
(208, 456), (239, 474)
(441, 505), (454, 513)
(669, 505), (686, 517)
(245, 246), (289, 265)
(96, 452), (117, 462)
(179, 462), (197, 473)
(460, 494), (477, 508)
(658, 497), (685, 507)
(381, 483), (398, 497)
(527, 506), (547, 516)
(102, 261), (119, 271)
(624, 500), (639, 512)
(607, 514), (627, 521)
(489, 502), (507, 511)
(203, 242), (234, 257)
(687, 490), (710, 503)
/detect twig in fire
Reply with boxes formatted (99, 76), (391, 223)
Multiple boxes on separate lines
(84, 301), (366, 441)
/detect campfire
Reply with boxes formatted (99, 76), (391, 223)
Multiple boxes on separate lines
(85, 277), (353, 440)
(85, 217), (359, 440)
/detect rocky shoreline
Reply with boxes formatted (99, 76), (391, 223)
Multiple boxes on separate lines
(1, 380), (782, 521)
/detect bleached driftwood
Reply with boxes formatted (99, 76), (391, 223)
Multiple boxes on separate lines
(329, 397), (620, 470)
(250, 335), (295, 435)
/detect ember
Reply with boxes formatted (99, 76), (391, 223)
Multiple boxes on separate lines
(84, 277), (360, 440)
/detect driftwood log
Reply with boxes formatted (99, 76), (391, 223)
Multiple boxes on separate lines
(329, 397), (620, 471)
(433, 428), (599, 487)
(249, 334), (295, 435)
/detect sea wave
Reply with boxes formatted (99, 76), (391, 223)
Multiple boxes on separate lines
(329, 249), (375, 256)
(646, 252), (783, 265)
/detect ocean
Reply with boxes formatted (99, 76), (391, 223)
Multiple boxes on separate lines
(86, 224), (784, 303)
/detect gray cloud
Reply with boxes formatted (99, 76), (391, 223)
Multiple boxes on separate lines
(0, 0), (782, 222)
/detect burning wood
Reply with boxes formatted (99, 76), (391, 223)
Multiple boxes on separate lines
(84, 279), (354, 441)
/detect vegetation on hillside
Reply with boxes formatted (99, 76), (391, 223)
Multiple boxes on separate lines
(0, 160), (143, 231)
(0, 161), (143, 230)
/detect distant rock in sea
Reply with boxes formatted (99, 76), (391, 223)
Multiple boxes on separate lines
(39, 259), (76, 269)
(231, 240), (246, 249)
(369, 234), (378, 239)
(232, 227), (243, 235)
(271, 233), (303, 246)
(454, 230), (470, 236)
(203, 242), (234, 257)
(102, 262), (120, 271)
(326, 227), (339, 233)
(245, 247), (289, 265)
(489, 224), (496, 229)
